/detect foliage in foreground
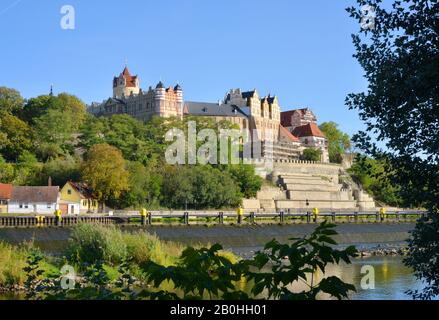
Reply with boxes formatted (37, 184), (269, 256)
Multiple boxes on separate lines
(347, 0), (438, 299)
(22, 222), (358, 300)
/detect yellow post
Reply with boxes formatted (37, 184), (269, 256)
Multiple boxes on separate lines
(237, 206), (244, 224)
(140, 208), (149, 225)
(312, 207), (319, 222)
(380, 207), (386, 221)
(54, 209), (62, 225)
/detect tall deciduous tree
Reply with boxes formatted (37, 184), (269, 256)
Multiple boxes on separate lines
(0, 113), (33, 161)
(82, 144), (129, 206)
(347, 0), (438, 299)
(319, 122), (351, 163)
(0, 87), (24, 114)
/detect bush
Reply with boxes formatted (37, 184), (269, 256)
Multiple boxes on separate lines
(301, 148), (322, 162)
(66, 224), (128, 266)
(124, 232), (182, 267)
(65, 223), (183, 267)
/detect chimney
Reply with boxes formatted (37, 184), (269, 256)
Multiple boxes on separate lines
(48, 176), (52, 187)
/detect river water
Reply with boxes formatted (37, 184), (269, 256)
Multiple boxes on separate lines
(0, 224), (431, 300)
(229, 247), (427, 300)
(0, 251), (424, 300)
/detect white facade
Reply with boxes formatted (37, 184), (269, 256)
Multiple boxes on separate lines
(7, 201), (60, 214)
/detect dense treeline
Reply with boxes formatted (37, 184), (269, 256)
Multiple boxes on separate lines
(0, 87), (262, 210)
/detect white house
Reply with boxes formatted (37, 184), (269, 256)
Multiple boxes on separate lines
(8, 186), (60, 214)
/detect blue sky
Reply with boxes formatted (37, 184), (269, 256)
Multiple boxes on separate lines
(0, 0), (368, 136)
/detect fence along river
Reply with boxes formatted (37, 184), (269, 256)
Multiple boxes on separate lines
(0, 210), (426, 228)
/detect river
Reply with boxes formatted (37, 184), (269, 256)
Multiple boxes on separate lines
(0, 224), (431, 300)
(228, 247), (427, 300)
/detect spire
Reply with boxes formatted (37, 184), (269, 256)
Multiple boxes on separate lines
(122, 66), (131, 76)
(49, 84), (53, 96)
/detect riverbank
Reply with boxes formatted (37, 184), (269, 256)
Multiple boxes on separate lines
(0, 223), (416, 253)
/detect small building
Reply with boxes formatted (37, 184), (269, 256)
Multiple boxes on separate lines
(60, 182), (99, 214)
(9, 186), (60, 214)
(0, 183), (12, 214)
(291, 123), (329, 163)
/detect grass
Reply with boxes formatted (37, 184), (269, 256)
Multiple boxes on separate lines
(0, 241), (58, 287)
(65, 223), (184, 268)
(0, 223), (239, 291)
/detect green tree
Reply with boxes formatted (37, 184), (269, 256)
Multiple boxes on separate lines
(36, 156), (81, 187)
(115, 161), (162, 209)
(319, 122), (351, 163)
(0, 155), (14, 183)
(226, 165), (263, 198)
(301, 148), (322, 162)
(0, 113), (33, 161)
(82, 144), (129, 206)
(34, 108), (76, 159)
(161, 165), (240, 209)
(348, 156), (402, 207)
(21, 95), (54, 125)
(0, 87), (24, 114)
(347, 0), (438, 299)
(13, 151), (42, 185)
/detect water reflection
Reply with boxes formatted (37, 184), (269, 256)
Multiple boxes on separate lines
(264, 256), (425, 300)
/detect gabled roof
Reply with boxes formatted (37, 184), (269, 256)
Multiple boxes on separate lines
(10, 186), (59, 203)
(279, 125), (300, 142)
(184, 101), (248, 118)
(113, 66), (138, 88)
(280, 110), (297, 127)
(0, 183), (12, 200)
(66, 182), (96, 200)
(291, 123), (326, 138)
(280, 108), (315, 127)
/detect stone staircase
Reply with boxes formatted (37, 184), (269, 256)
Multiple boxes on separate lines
(275, 173), (359, 211)
(244, 162), (376, 212)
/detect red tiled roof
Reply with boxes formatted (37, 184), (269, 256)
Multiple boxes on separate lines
(280, 125), (300, 142)
(280, 108), (313, 127)
(113, 67), (138, 88)
(280, 110), (296, 127)
(0, 183), (12, 200)
(291, 123), (326, 138)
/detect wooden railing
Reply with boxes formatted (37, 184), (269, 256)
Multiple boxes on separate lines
(0, 210), (427, 228)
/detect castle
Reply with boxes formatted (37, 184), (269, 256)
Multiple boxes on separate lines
(88, 67), (183, 121)
(87, 66), (329, 162)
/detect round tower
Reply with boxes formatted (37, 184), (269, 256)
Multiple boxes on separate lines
(154, 81), (166, 115)
(174, 84), (183, 118)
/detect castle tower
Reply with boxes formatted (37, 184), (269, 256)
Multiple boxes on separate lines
(174, 84), (183, 118)
(113, 66), (140, 98)
(154, 81), (167, 115)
